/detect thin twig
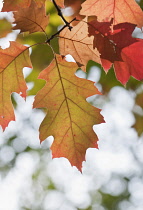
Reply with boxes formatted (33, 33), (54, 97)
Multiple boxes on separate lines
(45, 18), (76, 43)
(52, 0), (72, 31)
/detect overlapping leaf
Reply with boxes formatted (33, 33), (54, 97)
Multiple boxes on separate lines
(0, 41), (32, 130)
(80, 0), (143, 28)
(88, 18), (137, 63)
(88, 18), (143, 84)
(2, 0), (46, 12)
(13, 0), (49, 34)
(59, 18), (101, 72)
(33, 54), (104, 171)
(64, 0), (85, 23)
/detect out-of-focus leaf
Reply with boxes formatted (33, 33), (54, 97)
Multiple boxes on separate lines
(2, 0), (46, 12)
(13, 0), (49, 34)
(64, 0), (85, 24)
(133, 113), (143, 137)
(0, 19), (12, 38)
(135, 92), (143, 109)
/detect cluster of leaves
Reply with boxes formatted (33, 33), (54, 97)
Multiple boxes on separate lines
(0, 0), (143, 171)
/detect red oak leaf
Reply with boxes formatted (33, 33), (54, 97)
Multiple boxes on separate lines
(33, 54), (104, 171)
(88, 18), (143, 84)
(114, 41), (143, 84)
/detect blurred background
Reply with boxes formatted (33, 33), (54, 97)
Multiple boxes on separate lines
(0, 0), (143, 209)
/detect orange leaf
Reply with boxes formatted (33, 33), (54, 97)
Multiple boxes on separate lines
(33, 54), (104, 171)
(59, 18), (101, 71)
(55, 0), (65, 8)
(2, 0), (46, 12)
(13, 0), (49, 34)
(34, 0), (46, 7)
(80, 0), (143, 28)
(0, 42), (32, 130)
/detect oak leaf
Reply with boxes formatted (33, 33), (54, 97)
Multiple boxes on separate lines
(13, 0), (49, 34)
(33, 54), (104, 171)
(88, 18), (137, 62)
(2, 0), (46, 12)
(59, 19), (101, 72)
(114, 41), (143, 84)
(88, 19), (143, 84)
(0, 41), (32, 130)
(80, 0), (143, 28)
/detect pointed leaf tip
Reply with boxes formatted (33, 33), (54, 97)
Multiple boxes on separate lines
(34, 54), (104, 171)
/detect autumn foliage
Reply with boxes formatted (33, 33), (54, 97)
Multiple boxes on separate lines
(0, 0), (143, 171)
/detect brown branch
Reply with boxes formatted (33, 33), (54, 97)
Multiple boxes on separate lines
(46, 18), (77, 43)
(52, 0), (72, 31)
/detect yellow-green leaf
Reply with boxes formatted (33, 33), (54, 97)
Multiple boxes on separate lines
(33, 54), (104, 171)
(133, 113), (143, 137)
(0, 18), (12, 38)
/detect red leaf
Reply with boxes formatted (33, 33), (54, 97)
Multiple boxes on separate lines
(114, 41), (143, 84)
(88, 18), (143, 84)
(88, 19), (137, 62)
